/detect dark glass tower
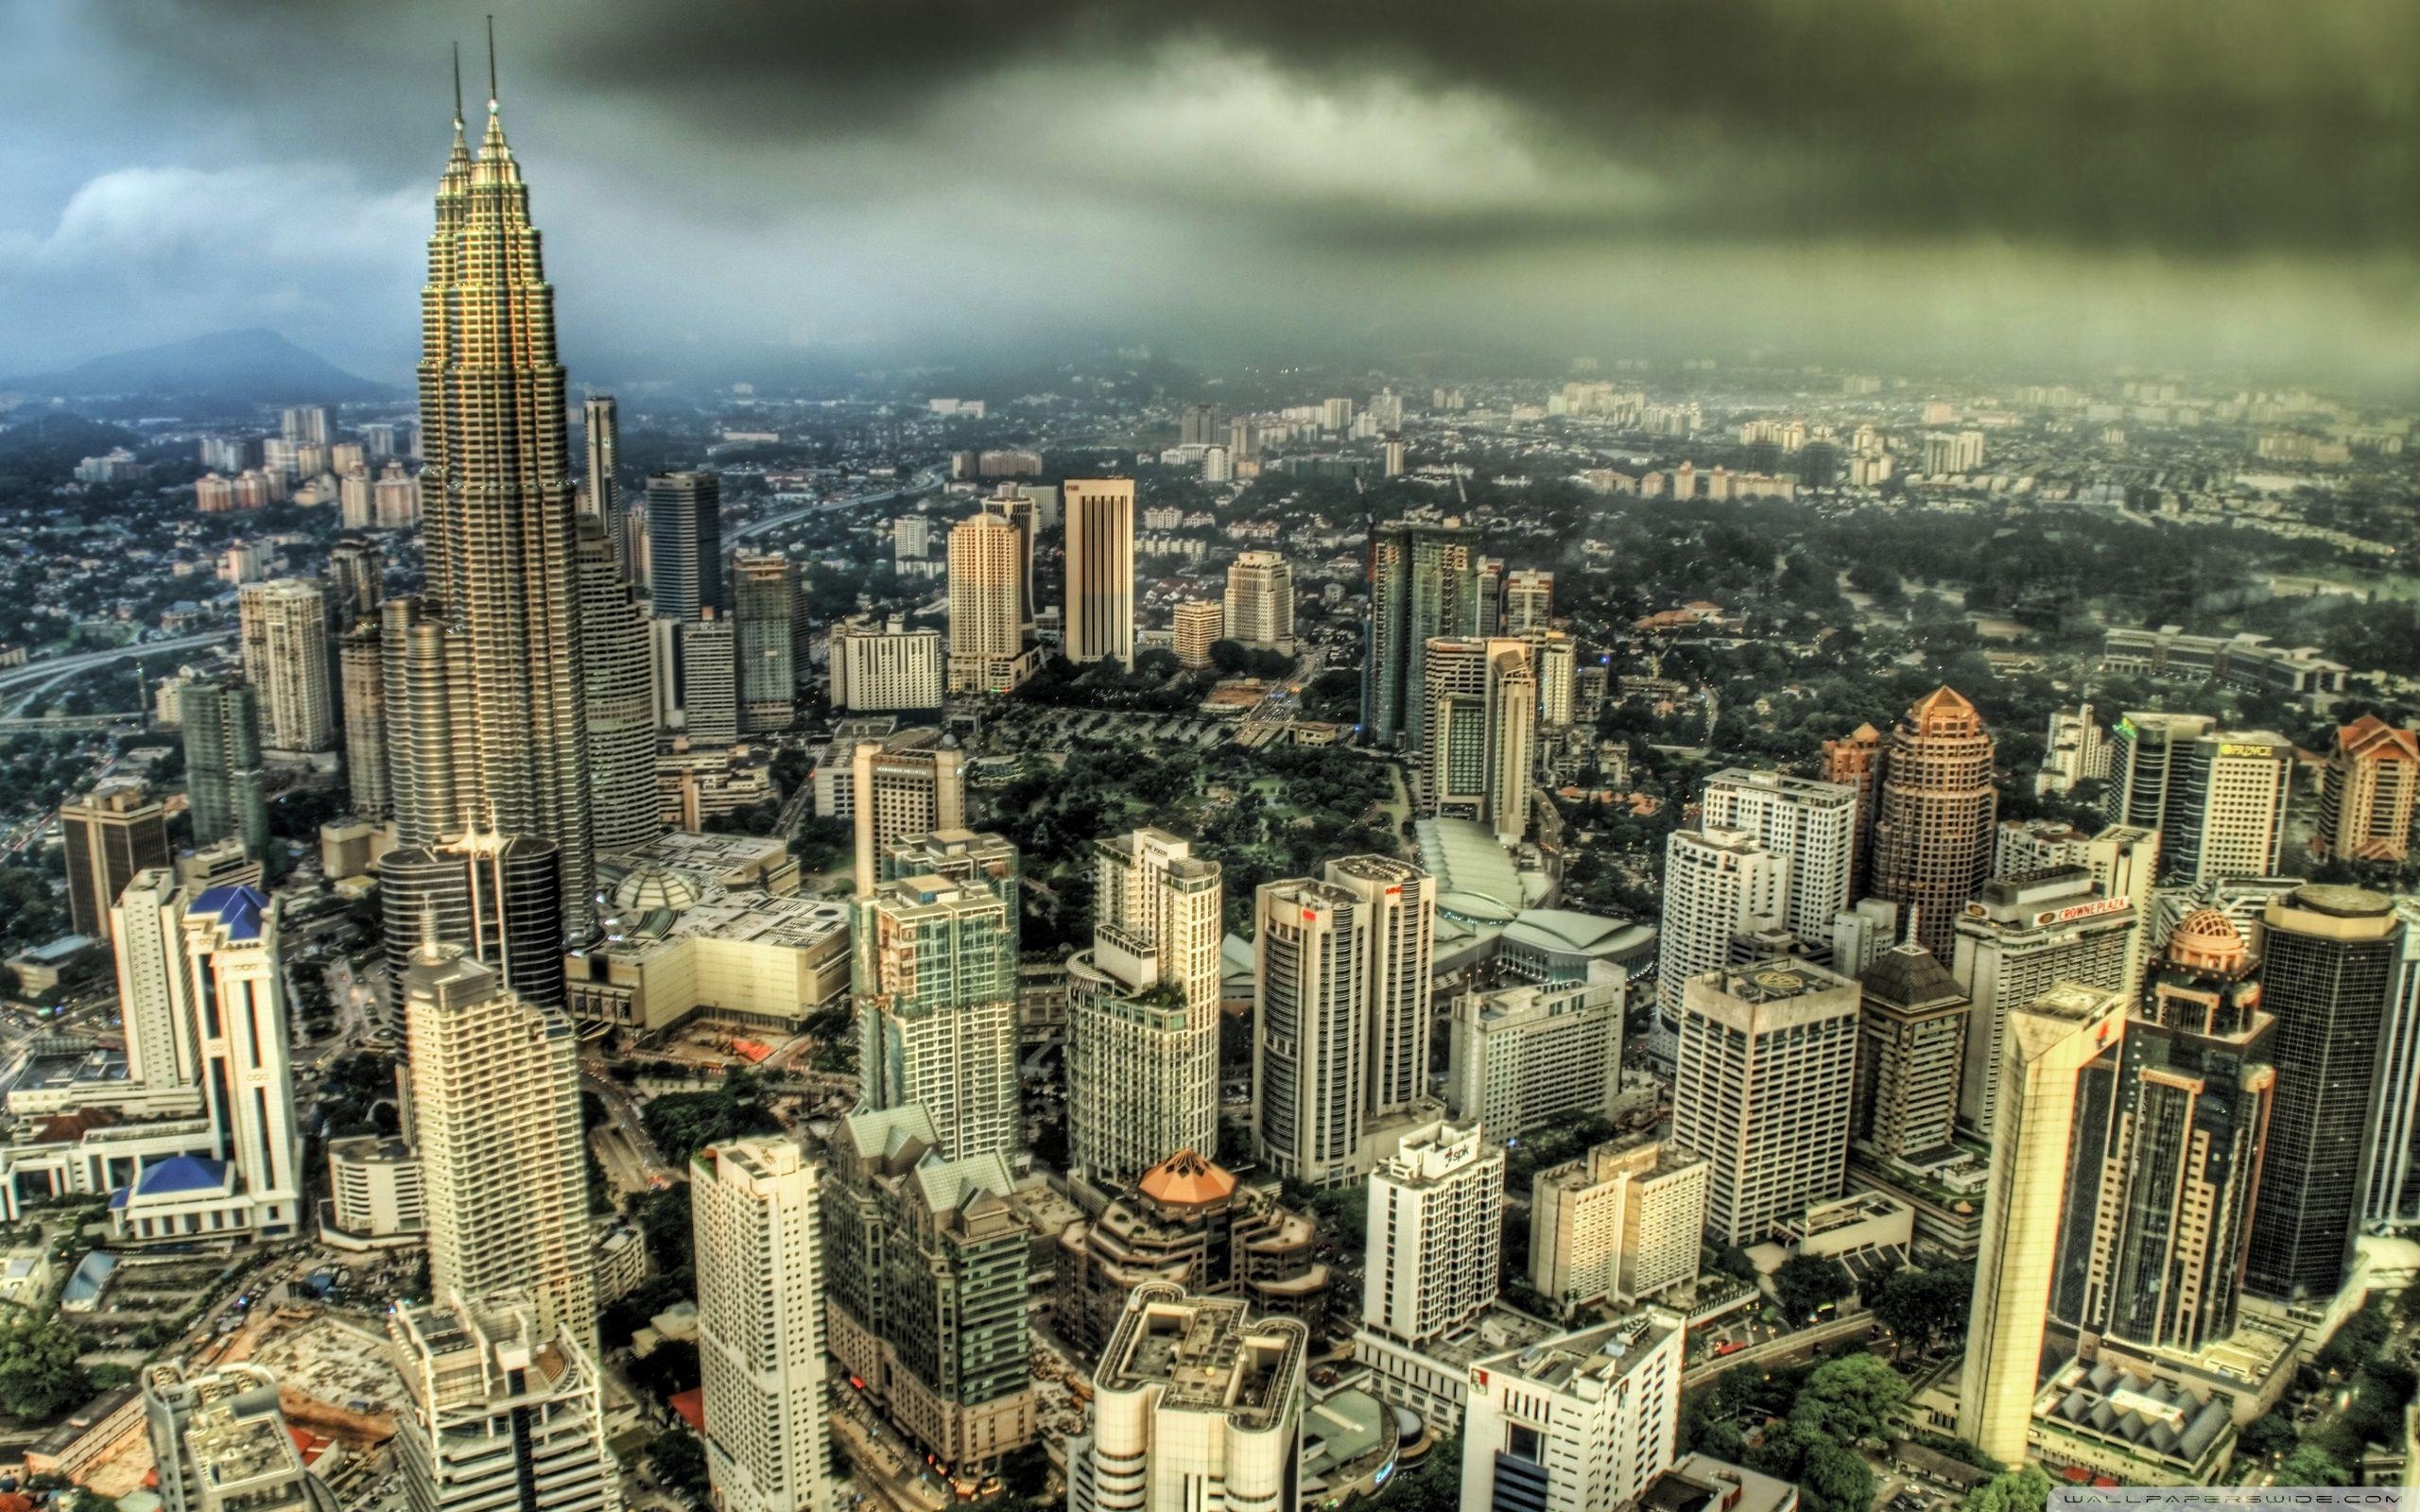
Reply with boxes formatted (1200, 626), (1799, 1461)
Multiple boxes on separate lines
(645, 471), (724, 622)
(380, 831), (566, 1016)
(2245, 885), (2402, 1302)
(1360, 520), (1478, 749)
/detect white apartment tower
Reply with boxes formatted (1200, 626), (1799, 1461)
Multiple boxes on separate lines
(1067, 830), (1224, 1186)
(693, 1138), (833, 1512)
(390, 1294), (618, 1512)
(1424, 636), (1537, 844)
(1652, 828), (1789, 1061)
(236, 578), (335, 752)
(403, 940), (596, 1356)
(1530, 1140), (1708, 1311)
(828, 617), (945, 713)
(1361, 1119), (1505, 1347)
(1221, 551), (1295, 652)
(1252, 857), (1436, 1185)
(1698, 768), (1858, 945)
(1671, 962), (1860, 1246)
(1064, 478), (1136, 668)
(1460, 1310), (1685, 1512)
(1068, 1284), (1307, 1512)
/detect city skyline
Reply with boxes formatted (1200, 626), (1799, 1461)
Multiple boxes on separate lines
(3, 5), (2413, 391)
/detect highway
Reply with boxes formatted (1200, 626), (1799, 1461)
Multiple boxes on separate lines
(726, 469), (942, 543)
(0, 628), (233, 695)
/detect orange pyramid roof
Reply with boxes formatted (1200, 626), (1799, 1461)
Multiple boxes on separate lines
(1138, 1149), (1236, 1208)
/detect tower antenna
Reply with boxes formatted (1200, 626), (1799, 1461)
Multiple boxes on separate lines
(486, 14), (498, 107)
(452, 41), (463, 124)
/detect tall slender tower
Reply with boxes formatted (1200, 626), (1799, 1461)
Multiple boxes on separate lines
(576, 515), (661, 854)
(1362, 521), (1479, 749)
(1064, 479), (1136, 667)
(732, 553), (802, 732)
(411, 65), (596, 924)
(1870, 687), (1996, 958)
(236, 579), (336, 753)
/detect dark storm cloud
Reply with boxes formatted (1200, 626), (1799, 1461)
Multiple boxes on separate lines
(537, 0), (2419, 255)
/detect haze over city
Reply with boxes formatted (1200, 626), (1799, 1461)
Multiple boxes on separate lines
(5, 0), (2416, 388)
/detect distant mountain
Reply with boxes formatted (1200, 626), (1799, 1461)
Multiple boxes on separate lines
(1, 329), (398, 404)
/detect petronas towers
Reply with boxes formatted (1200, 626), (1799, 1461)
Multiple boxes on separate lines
(387, 71), (633, 933)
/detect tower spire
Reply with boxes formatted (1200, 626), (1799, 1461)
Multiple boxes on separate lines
(486, 14), (498, 111)
(452, 41), (463, 127)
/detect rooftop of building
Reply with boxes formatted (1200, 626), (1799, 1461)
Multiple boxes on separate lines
(590, 888), (850, 959)
(1098, 1284), (1307, 1429)
(1413, 817), (1544, 923)
(1699, 959), (1858, 1007)
(1472, 1309), (1678, 1396)
(1704, 767), (1857, 803)
(1137, 1149), (1236, 1209)
(2035, 1357), (2233, 1468)
(1856, 943), (1965, 1014)
(1649, 1454), (1801, 1512)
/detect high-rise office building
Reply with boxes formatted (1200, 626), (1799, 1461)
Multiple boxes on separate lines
(574, 514), (660, 854)
(1444, 971), (1624, 1142)
(1952, 866), (2141, 1140)
(1178, 403), (1219, 446)
(693, 1137), (832, 1512)
(854, 873), (1019, 1161)
(1652, 828), (1788, 1060)
(178, 679), (270, 860)
(1363, 520), (1479, 748)
(338, 624), (390, 819)
(325, 537), (385, 627)
(1699, 768), (1858, 946)
(2062, 912), (2273, 1354)
(1169, 599), (1222, 670)
(645, 471), (724, 621)
(823, 1105), (1036, 1472)
(1251, 857), (1436, 1185)
(1460, 1310), (1685, 1512)
(652, 612), (738, 747)
(1992, 820), (2159, 910)
(580, 394), (627, 572)
(1960, 982), (2129, 1467)
(2318, 715), (2417, 862)
(114, 885), (303, 1240)
(279, 405), (328, 446)
(406, 87), (596, 927)
(145, 1363), (326, 1512)
(236, 579), (335, 753)
(1871, 687), (1997, 958)
(389, 1294), (617, 1512)
(60, 779), (169, 941)
(1423, 637), (1536, 844)
(2363, 900), (2420, 1228)
(1361, 1119), (1504, 1348)
(1671, 962), (1860, 1246)
(1067, 1284), (1305, 1512)
(1221, 551), (1294, 653)
(373, 459), (423, 528)
(849, 739), (966, 894)
(1525, 628), (1577, 730)
(1851, 940), (1970, 1165)
(1530, 1140), (1708, 1311)
(1064, 479), (1136, 668)
(380, 597), (478, 850)
(1501, 569), (1552, 636)
(2243, 885), (2402, 1303)
(402, 936), (594, 1355)
(1067, 830), (1222, 1186)
(2108, 713), (2295, 881)
(946, 511), (1027, 693)
(1822, 721), (1886, 902)
(111, 869), (197, 1096)
(732, 554), (803, 733)
(828, 617), (945, 712)
(984, 491), (1039, 627)
(379, 830), (566, 1014)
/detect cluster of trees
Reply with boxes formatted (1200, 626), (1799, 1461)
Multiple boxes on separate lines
(639, 1073), (782, 1164)
(0, 1305), (91, 1420)
(1868, 1263), (1973, 1353)
(1682, 1353), (1910, 1512)
(1770, 1254), (1857, 1324)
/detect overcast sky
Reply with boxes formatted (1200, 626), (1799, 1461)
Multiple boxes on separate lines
(4, 0), (2414, 391)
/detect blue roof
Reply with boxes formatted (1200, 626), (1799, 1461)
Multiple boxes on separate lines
(118, 1155), (232, 1203)
(189, 885), (268, 940)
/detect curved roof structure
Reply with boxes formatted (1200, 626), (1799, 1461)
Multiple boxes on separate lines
(1138, 1149), (1236, 1208)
